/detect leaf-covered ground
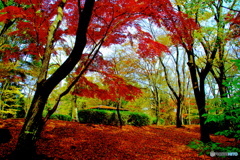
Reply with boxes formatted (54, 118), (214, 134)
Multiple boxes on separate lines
(0, 119), (237, 160)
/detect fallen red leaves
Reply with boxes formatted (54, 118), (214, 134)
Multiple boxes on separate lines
(0, 119), (236, 160)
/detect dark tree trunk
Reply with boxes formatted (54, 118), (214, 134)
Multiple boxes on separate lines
(176, 99), (182, 128)
(197, 98), (211, 143)
(149, 84), (161, 125)
(12, 83), (51, 159)
(11, 0), (96, 159)
(116, 104), (123, 129)
(187, 50), (211, 143)
(211, 65), (227, 99)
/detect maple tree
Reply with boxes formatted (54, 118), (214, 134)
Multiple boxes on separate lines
(71, 56), (142, 127)
(103, 51), (154, 114)
(108, 44), (173, 125)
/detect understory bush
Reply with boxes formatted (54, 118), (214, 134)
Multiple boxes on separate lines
(49, 114), (72, 121)
(152, 117), (165, 125)
(78, 109), (111, 124)
(78, 109), (151, 127)
(206, 121), (229, 134)
(127, 112), (151, 126)
(204, 60), (240, 140)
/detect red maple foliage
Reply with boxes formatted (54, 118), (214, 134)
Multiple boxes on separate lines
(137, 37), (169, 58)
(228, 12), (240, 39)
(72, 72), (142, 102)
(66, 50), (141, 102)
(0, 0), (198, 60)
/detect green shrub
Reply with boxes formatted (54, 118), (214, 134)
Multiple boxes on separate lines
(78, 110), (91, 123)
(127, 112), (151, 126)
(205, 121), (229, 134)
(78, 109), (150, 126)
(204, 60), (240, 140)
(50, 114), (72, 121)
(152, 117), (165, 125)
(120, 112), (131, 125)
(108, 112), (118, 125)
(92, 110), (111, 124)
(108, 111), (129, 126)
(78, 109), (111, 124)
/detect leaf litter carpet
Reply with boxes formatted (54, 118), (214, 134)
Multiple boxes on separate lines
(0, 119), (237, 160)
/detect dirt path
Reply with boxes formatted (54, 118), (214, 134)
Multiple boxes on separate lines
(0, 119), (235, 160)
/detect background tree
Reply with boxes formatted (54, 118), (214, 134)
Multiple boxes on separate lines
(154, 30), (190, 128)
(0, 63), (25, 118)
(171, 0), (239, 142)
(158, 46), (188, 128)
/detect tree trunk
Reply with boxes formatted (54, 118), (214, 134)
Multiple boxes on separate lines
(210, 68), (227, 98)
(176, 99), (182, 128)
(12, 84), (51, 159)
(187, 50), (211, 143)
(155, 103), (160, 125)
(152, 85), (161, 125)
(188, 101), (191, 125)
(159, 52), (184, 128)
(72, 95), (79, 122)
(116, 99), (123, 128)
(198, 98), (211, 143)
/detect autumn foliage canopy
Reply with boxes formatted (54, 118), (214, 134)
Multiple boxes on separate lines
(0, 0), (203, 103)
(0, 0), (203, 105)
(0, 0), (200, 59)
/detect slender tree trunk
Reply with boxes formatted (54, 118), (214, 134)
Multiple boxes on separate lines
(152, 85), (161, 125)
(155, 106), (159, 125)
(188, 99), (191, 125)
(116, 99), (123, 128)
(159, 51), (184, 128)
(72, 95), (79, 122)
(176, 99), (182, 128)
(211, 67), (227, 99)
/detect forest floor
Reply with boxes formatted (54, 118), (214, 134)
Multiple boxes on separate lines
(0, 119), (239, 160)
